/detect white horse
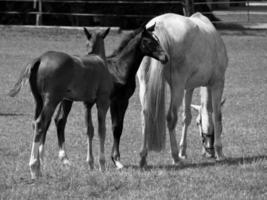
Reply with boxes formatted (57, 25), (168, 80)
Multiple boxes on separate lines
(137, 13), (228, 167)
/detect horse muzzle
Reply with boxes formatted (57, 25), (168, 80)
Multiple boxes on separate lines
(159, 53), (169, 64)
(202, 133), (215, 158)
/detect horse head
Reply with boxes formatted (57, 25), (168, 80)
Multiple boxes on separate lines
(139, 23), (169, 64)
(83, 27), (110, 58)
(191, 98), (226, 158)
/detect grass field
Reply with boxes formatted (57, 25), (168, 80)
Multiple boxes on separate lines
(0, 26), (266, 200)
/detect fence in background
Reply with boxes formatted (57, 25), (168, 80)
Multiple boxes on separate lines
(0, 0), (185, 27)
(0, 0), (266, 27)
(191, 1), (267, 25)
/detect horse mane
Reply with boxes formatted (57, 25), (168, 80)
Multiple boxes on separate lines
(109, 27), (143, 58)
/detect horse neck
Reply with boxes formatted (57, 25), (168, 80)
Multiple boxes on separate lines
(108, 34), (144, 84)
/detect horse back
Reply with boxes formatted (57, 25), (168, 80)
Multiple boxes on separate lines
(146, 13), (228, 88)
(36, 51), (112, 101)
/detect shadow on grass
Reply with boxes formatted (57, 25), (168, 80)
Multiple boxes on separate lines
(125, 155), (267, 171)
(0, 112), (27, 116)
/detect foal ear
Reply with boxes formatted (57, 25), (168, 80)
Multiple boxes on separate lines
(191, 104), (201, 112)
(146, 22), (156, 32)
(83, 27), (92, 40)
(101, 27), (110, 38)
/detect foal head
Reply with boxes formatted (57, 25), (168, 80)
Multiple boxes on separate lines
(191, 99), (226, 157)
(83, 27), (110, 58)
(139, 23), (169, 64)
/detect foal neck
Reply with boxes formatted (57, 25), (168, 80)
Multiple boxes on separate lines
(91, 40), (106, 60)
(108, 33), (144, 84)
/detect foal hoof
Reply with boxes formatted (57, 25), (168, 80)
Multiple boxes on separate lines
(29, 159), (41, 179)
(88, 160), (94, 170)
(179, 152), (187, 160)
(62, 158), (71, 166)
(115, 160), (124, 169)
(99, 160), (106, 172)
(111, 157), (124, 169)
(202, 151), (215, 159)
(30, 170), (42, 180)
(139, 157), (147, 168)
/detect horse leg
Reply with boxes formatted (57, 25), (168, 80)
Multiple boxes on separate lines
(96, 98), (109, 171)
(29, 97), (58, 179)
(200, 87), (215, 158)
(110, 99), (129, 169)
(179, 89), (193, 159)
(84, 102), (94, 170)
(54, 99), (73, 165)
(211, 82), (225, 160)
(167, 86), (184, 164)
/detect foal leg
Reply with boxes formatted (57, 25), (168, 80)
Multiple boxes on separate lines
(29, 94), (43, 179)
(96, 98), (109, 171)
(84, 102), (94, 170)
(38, 119), (51, 166)
(110, 99), (129, 169)
(29, 98), (58, 179)
(167, 86), (184, 164)
(211, 82), (225, 160)
(54, 99), (73, 165)
(139, 79), (149, 168)
(179, 89), (193, 159)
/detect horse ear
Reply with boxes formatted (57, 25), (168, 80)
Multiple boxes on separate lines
(146, 22), (156, 32)
(191, 104), (201, 112)
(101, 27), (110, 38)
(83, 27), (92, 40)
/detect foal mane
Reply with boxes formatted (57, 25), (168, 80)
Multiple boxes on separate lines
(109, 27), (143, 58)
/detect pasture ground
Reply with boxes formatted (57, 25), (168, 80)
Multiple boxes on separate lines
(0, 26), (266, 200)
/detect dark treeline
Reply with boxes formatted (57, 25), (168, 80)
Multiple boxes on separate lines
(0, 0), (246, 28)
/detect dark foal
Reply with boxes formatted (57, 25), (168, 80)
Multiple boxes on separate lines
(55, 23), (168, 170)
(9, 27), (110, 179)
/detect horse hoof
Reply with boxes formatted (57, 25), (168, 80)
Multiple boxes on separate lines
(215, 154), (226, 161)
(215, 146), (225, 161)
(172, 152), (180, 164)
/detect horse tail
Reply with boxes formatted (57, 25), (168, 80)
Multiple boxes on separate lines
(144, 59), (166, 152)
(8, 58), (40, 97)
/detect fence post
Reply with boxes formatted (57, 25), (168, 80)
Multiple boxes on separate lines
(36, 0), (42, 25)
(184, 0), (194, 16)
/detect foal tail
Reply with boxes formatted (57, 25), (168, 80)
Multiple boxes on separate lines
(8, 58), (40, 97)
(144, 59), (166, 152)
